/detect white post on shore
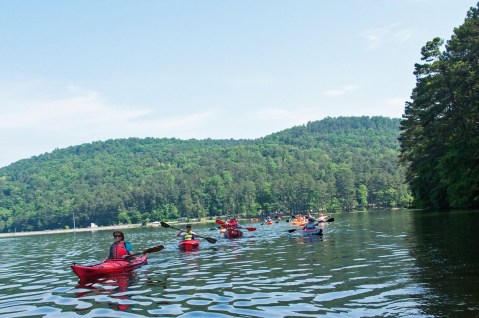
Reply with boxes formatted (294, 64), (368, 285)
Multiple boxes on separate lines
(73, 211), (76, 229)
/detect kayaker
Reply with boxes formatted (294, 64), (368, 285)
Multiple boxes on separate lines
(318, 213), (326, 222)
(108, 230), (134, 260)
(177, 224), (196, 240)
(226, 217), (240, 229)
(303, 218), (316, 230)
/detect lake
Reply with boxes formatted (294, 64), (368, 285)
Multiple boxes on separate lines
(1, 209), (478, 317)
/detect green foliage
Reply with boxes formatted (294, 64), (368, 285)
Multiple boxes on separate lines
(400, 4), (479, 209)
(356, 184), (368, 210)
(0, 117), (408, 232)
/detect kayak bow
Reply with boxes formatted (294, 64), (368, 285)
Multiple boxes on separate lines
(71, 254), (148, 280)
(178, 239), (200, 251)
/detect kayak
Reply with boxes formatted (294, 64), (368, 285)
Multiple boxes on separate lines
(224, 228), (243, 238)
(291, 220), (307, 226)
(178, 239), (200, 250)
(71, 254), (148, 280)
(265, 221), (273, 225)
(302, 228), (323, 236)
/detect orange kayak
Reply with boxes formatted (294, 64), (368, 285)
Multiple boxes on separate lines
(291, 220), (307, 226)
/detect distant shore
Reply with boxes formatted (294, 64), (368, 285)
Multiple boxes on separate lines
(0, 220), (219, 238)
(0, 224), (141, 238)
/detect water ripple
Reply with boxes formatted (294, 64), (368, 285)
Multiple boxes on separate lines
(1, 211), (478, 317)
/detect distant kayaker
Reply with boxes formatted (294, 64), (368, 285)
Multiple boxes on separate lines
(108, 230), (134, 260)
(226, 217), (240, 229)
(177, 224), (196, 240)
(303, 218), (316, 230)
(318, 213), (326, 222)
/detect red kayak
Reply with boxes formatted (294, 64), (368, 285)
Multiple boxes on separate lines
(71, 254), (148, 280)
(178, 239), (200, 250)
(224, 228), (243, 238)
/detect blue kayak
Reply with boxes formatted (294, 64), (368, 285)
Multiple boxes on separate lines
(301, 228), (323, 236)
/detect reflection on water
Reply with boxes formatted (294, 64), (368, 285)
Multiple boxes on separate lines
(75, 272), (139, 311)
(0, 210), (478, 317)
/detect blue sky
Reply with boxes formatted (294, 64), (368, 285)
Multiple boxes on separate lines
(0, 0), (475, 168)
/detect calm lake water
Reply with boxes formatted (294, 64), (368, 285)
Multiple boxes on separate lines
(1, 209), (479, 318)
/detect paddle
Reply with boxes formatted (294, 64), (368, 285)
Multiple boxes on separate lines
(160, 221), (217, 243)
(215, 219), (227, 226)
(285, 215), (296, 223)
(287, 217), (335, 233)
(129, 245), (164, 257)
(215, 219), (256, 231)
(317, 217), (334, 223)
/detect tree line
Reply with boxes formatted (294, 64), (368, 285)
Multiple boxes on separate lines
(400, 3), (479, 210)
(0, 116), (410, 232)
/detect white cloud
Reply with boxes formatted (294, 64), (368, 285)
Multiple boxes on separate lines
(0, 89), (148, 130)
(0, 81), (220, 167)
(323, 84), (359, 97)
(0, 84), (217, 135)
(361, 24), (415, 50)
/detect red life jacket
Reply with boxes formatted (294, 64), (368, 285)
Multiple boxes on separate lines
(111, 241), (129, 259)
(227, 219), (238, 228)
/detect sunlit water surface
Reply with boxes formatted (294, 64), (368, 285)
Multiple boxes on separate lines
(1, 209), (478, 317)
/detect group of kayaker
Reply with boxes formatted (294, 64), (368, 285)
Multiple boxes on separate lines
(107, 214), (328, 260)
(301, 213), (328, 230)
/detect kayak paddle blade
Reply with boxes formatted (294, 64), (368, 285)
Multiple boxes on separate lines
(215, 219), (226, 226)
(204, 237), (217, 244)
(142, 245), (164, 254)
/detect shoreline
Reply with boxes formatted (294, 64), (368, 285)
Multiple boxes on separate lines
(0, 224), (141, 238)
(0, 219), (219, 238)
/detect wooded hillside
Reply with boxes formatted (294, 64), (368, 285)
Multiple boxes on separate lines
(0, 116), (409, 232)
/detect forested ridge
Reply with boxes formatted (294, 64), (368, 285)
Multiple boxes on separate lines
(0, 116), (410, 232)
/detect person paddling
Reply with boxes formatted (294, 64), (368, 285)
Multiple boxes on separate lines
(303, 218), (317, 230)
(177, 224), (196, 240)
(108, 230), (134, 260)
(226, 217), (240, 229)
(318, 213), (328, 222)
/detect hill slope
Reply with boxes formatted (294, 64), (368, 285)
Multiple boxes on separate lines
(0, 116), (409, 232)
